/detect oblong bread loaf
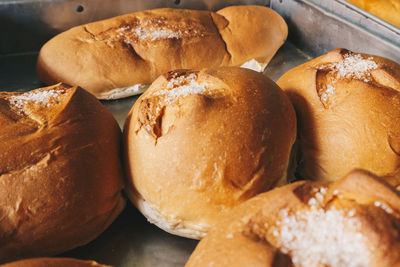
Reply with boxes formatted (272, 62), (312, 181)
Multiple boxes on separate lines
(36, 6), (288, 99)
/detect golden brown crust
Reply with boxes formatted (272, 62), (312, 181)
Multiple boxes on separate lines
(36, 6), (287, 99)
(186, 169), (400, 267)
(347, 0), (400, 28)
(277, 48), (400, 186)
(123, 67), (296, 239)
(215, 5), (288, 66)
(0, 84), (125, 261)
(0, 258), (110, 267)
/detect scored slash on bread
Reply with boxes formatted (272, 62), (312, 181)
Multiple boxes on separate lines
(36, 6), (288, 99)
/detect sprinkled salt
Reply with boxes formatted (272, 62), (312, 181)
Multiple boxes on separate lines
(154, 73), (208, 104)
(8, 89), (63, 112)
(226, 233), (233, 239)
(273, 229), (279, 237)
(262, 185), (371, 266)
(317, 52), (378, 105)
(134, 27), (181, 41)
(374, 201), (393, 214)
(320, 84), (335, 103)
(319, 187), (327, 194)
(307, 186), (327, 207)
(307, 198), (317, 206)
(113, 17), (204, 43)
(120, 26), (131, 31)
(315, 192), (324, 202)
(271, 207), (369, 267)
(329, 54), (378, 80)
(347, 209), (356, 217)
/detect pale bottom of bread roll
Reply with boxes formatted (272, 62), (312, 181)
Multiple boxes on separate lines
(131, 162), (290, 240)
(99, 59), (269, 100)
(240, 58), (269, 72)
(134, 194), (209, 239)
(99, 84), (150, 100)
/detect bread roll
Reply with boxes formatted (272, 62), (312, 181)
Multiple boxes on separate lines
(277, 48), (400, 187)
(36, 6), (288, 99)
(347, 0), (400, 28)
(123, 67), (296, 239)
(0, 84), (125, 261)
(0, 258), (110, 267)
(186, 169), (400, 267)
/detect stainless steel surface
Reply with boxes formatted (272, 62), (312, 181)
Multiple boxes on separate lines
(0, 0), (269, 54)
(1, 0), (399, 266)
(60, 203), (200, 267)
(271, 0), (400, 63)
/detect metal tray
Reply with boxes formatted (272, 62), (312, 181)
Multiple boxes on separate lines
(0, 0), (399, 266)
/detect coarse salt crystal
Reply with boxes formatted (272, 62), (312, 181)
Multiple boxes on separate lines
(330, 54), (378, 79)
(319, 187), (327, 194)
(319, 53), (378, 80)
(271, 207), (369, 267)
(134, 27), (181, 41)
(308, 198), (317, 206)
(154, 73), (208, 104)
(307, 186), (327, 207)
(347, 209), (356, 217)
(317, 53), (378, 104)
(374, 201), (393, 214)
(320, 84), (335, 103)
(315, 192), (324, 202)
(264, 186), (370, 266)
(8, 89), (63, 112)
(114, 18), (203, 43)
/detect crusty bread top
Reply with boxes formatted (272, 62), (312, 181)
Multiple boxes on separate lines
(186, 169), (400, 267)
(277, 48), (400, 186)
(0, 84), (125, 261)
(37, 6), (288, 99)
(123, 67), (296, 239)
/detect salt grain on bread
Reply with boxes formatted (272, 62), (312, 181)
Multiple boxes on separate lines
(277, 48), (400, 187)
(36, 6), (288, 99)
(186, 169), (400, 267)
(123, 67), (296, 239)
(0, 258), (110, 267)
(0, 84), (125, 261)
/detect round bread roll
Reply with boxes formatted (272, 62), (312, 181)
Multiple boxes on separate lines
(0, 84), (125, 261)
(186, 169), (400, 267)
(36, 6), (288, 99)
(277, 48), (400, 187)
(123, 67), (297, 239)
(0, 258), (110, 267)
(346, 0), (400, 28)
